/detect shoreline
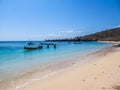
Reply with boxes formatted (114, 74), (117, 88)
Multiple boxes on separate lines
(16, 47), (120, 90)
(0, 47), (103, 90)
(98, 41), (120, 44)
(2, 46), (120, 90)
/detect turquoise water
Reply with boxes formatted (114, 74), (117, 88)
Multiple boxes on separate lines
(0, 41), (112, 81)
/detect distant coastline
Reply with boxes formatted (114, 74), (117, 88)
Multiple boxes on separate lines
(45, 27), (120, 42)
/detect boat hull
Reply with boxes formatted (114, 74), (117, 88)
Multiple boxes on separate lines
(24, 46), (43, 50)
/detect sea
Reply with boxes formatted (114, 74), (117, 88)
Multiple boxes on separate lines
(0, 41), (112, 89)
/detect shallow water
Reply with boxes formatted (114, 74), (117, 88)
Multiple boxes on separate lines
(0, 41), (112, 82)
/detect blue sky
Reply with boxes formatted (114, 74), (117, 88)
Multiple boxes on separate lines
(0, 0), (120, 41)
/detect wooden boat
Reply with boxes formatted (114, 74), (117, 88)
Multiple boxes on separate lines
(24, 45), (43, 50)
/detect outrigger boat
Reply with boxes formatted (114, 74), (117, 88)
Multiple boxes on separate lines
(24, 45), (43, 50)
(24, 41), (43, 50)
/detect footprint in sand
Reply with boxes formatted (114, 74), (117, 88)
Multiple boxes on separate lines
(101, 87), (106, 89)
(94, 77), (97, 79)
(82, 80), (85, 82)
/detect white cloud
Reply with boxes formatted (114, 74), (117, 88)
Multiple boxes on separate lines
(60, 29), (82, 37)
(45, 29), (83, 39)
(46, 33), (62, 37)
(45, 33), (62, 40)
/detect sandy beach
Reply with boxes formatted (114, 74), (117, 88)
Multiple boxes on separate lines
(10, 46), (120, 90)
(1, 0), (120, 90)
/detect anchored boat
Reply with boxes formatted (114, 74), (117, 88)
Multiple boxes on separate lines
(24, 45), (43, 50)
(24, 41), (43, 50)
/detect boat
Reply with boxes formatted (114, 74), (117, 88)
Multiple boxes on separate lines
(39, 42), (57, 48)
(24, 41), (43, 50)
(24, 45), (43, 50)
(28, 41), (34, 45)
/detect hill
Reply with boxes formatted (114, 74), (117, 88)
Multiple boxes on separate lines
(76, 27), (120, 41)
(45, 27), (120, 41)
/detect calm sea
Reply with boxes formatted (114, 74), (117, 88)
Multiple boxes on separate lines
(0, 41), (112, 82)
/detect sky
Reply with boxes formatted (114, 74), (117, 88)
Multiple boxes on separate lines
(0, 0), (120, 41)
